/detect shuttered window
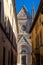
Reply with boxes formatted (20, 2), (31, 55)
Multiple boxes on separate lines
(3, 47), (5, 65)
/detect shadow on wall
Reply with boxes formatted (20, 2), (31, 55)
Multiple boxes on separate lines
(1, 16), (17, 50)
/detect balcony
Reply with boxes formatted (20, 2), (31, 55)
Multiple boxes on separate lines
(40, 46), (43, 54)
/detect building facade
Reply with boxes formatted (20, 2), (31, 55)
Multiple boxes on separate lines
(29, 0), (43, 65)
(0, 0), (18, 65)
(17, 35), (32, 65)
(17, 5), (32, 34)
(17, 5), (32, 65)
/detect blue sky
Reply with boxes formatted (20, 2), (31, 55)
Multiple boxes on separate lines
(15, 0), (40, 16)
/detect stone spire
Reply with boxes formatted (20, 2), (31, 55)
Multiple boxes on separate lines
(32, 3), (34, 22)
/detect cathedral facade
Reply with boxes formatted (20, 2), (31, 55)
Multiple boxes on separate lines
(17, 5), (32, 65)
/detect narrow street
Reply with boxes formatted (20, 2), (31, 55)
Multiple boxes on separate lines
(0, 0), (43, 65)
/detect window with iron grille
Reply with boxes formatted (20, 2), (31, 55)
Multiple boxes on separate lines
(36, 35), (39, 48)
(8, 51), (11, 65)
(40, 31), (42, 46)
(40, 55), (43, 64)
(36, 54), (40, 65)
(42, 21), (43, 25)
(3, 47), (5, 65)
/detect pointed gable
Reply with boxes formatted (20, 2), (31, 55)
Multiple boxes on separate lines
(17, 5), (32, 33)
(17, 35), (28, 46)
(17, 34), (31, 46)
(17, 5), (31, 20)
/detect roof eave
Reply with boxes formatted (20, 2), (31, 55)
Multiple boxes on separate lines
(29, 0), (43, 33)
